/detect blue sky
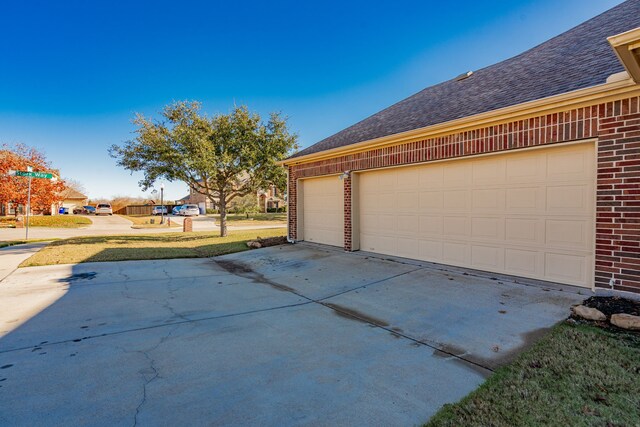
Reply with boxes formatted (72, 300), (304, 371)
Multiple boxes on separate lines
(0, 0), (624, 200)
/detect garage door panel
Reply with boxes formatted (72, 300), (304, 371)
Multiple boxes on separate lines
(546, 148), (593, 180)
(546, 185), (590, 213)
(545, 219), (590, 250)
(419, 191), (443, 210)
(398, 215), (419, 236)
(545, 252), (588, 285)
(360, 213), (379, 234)
(443, 216), (469, 237)
(471, 245), (504, 270)
(420, 240), (443, 260)
(443, 190), (468, 210)
(302, 176), (343, 247)
(377, 214), (398, 235)
(360, 193), (379, 211)
(374, 195), (397, 214)
(472, 189), (504, 210)
(443, 163), (470, 187)
(358, 142), (595, 287)
(505, 249), (540, 276)
(378, 172), (397, 192)
(506, 155), (545, 183)
(505, 218), (541, 244)
(471, 217), (503, 240)
(396, 237), (420, 259)
(419, 165), (444, 188)
(505, 187), (541, 212)
(443, 242), (470, 264)
(419, 215), (443, 236)
(360, 233), (378, 252)
(397, 168), (421, 190)
(472, 157), (506, 184)
(397, 192), (419, 210)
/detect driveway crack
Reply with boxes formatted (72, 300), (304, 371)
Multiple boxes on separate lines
(131, 325), (178, 426)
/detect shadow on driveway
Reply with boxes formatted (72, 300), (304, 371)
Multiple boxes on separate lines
(0, 244), (586, 425)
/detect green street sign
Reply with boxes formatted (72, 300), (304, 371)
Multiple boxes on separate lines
(14, 170), (54, 179)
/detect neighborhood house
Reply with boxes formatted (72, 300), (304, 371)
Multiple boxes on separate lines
(283, 1), (640, 294)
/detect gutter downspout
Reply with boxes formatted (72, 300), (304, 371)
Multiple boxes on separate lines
(286, 167), (295, 244)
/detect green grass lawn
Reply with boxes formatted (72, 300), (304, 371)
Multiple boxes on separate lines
(427, 322), (640, 426)
(20, 228), (286, 266)
(0, 216), (92, 228)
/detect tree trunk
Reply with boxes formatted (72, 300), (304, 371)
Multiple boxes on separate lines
(219, 193), (227, 237)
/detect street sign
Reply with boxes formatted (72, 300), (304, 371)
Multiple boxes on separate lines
(7, 169), (57, 240)
(12, 170), (54, 179)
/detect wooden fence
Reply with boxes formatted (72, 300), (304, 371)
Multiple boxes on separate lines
(114, 205), (178, 216)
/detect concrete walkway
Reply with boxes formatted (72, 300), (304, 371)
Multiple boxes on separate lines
(0, 244), (586, 426)
(0, 243), (50, 282)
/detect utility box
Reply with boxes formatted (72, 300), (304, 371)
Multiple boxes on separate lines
(183, 217), (193, 232)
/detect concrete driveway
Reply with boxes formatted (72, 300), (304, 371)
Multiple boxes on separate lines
(0, 244), (586, 426)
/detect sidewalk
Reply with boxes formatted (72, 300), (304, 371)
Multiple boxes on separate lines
(0, 242), (50, 282)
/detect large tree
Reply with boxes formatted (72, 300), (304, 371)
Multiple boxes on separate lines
(110, 101), (297, 236)
(0, 143), (66, 215)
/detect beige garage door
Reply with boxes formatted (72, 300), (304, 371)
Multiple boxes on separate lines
(359, 142), (595, 287)
(301, 175), (344, 247)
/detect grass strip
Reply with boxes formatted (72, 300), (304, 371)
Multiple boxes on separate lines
(20, 228), (286, 266)
(427, 322), (640, 426)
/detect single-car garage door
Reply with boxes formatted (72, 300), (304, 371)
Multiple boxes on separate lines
(301, 175), (344, 247)
(358, 142), (595, 287)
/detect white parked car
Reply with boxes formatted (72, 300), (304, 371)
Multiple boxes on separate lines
(95, 203), (113, 215)
(180, 204), (200, 216)
(152, 206), (168, 216)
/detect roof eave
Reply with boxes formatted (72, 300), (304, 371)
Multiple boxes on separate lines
(281, 77), (640, 167)
(608, 27), (640, 83)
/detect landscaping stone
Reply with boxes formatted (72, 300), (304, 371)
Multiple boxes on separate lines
(610, 313), (640, 330)
(246, 241), (262, 249)
(572, 305), (606, 321)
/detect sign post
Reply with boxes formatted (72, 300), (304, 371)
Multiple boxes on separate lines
(7, 168), (57, 240)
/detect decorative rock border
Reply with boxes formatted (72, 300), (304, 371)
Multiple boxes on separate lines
(246, 236), (288, 250)
(572, 305), (606, 321)
(610, 313), (640, 330)
(572, 297), (640, 331)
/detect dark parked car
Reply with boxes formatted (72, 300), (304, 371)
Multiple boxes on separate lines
(58, 207), (69, 215)
(172, 205), (186, 215)
(73, 205), (96, 215)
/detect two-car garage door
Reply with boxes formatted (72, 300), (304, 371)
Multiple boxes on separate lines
(358, 143), (595, 287)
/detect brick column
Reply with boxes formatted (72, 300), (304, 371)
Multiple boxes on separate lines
(287, 167), (297, 240)
(344, 175), (352, 251)
(595, 97), (640, 293)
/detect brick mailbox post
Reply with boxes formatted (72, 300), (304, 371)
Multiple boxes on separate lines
(183, 217), (193, 232)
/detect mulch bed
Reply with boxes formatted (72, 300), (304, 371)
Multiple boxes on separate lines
(570, 296), (640, 334)
(582, 296), (640, 317)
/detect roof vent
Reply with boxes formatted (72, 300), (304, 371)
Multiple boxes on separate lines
(606, 70), (631, 83)
(455, 71), (473, 81)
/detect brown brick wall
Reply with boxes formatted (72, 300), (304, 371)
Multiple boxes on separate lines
(344, 175), (352, 251)
(596, 97), (640, 293)
(288, 96), (640, 293)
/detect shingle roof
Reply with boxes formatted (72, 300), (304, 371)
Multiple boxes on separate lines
(291, 0), (640, 159)
(60, 188), (87, 200)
